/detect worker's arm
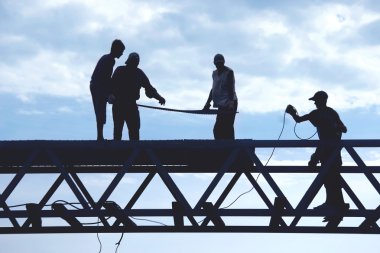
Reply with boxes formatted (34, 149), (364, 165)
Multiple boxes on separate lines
(103, 56), (116, 96)
(224, 70), (236, 109)
(336, 116), (347, 133)
(140, 70), (165, 105)
(286, 104), (310, 123)
(203, 89), (212, 110)
(108, 66), (123, 104)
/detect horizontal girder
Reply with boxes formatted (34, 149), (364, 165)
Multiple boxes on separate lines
(0, 139), (379, 234)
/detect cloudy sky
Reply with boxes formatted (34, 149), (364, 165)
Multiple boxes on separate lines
(1, 0), (380, 252)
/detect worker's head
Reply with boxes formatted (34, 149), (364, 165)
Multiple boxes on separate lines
(125, 52), (140, 68)
(213, 54), (225, 70)
(309, 90), (328, 109)
(110, 39), (125, 58)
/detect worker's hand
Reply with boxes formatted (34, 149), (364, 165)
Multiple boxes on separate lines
(107, 94), (116, 104)
(308, 152), (319, 170)
(158, 97), (166, 105)
(335, 123), (347, 134)
(285, 104), (297, 115)
(203, 103), (211, 110)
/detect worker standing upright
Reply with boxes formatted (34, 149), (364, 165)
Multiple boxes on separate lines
(286, 91), (349, 221)
(203, 54), (238, 139)
(90, 39), (125, 141)
(110, 52), (166, 140)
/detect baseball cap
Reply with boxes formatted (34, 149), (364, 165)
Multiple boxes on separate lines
(309, 91), (328, 101)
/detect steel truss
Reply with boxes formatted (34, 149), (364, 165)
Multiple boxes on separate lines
(0, 139), (380, 234)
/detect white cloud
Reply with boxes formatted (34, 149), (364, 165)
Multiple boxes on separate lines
(307, 3), (380, 36)
(17, 109), (45, 115)
(283, 3), (380, 67)
(236, 11), (289, 37)
(57, 106), (73, 113)
(1, 0), (380, 116)
(237, 75), (319, 114)
(16, 94), (35, 103)
(66, 0), (179, 36)
(0, 49), (90, 98)
(0, 34), (26, 44)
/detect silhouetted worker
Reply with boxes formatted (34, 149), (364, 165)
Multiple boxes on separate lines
(90, 39), (125, 141)
(286, 91), (348, 218)
(110, 52), (166, 140)
(203, 54), (238, 139)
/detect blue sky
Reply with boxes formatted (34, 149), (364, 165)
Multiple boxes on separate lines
(1, 0), (380, 252)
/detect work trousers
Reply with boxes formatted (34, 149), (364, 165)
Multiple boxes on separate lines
(319, 147), (345, 207)
(213, 100), (238, 140)
(112, 102), (140, 140)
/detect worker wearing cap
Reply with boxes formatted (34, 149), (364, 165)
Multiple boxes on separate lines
(286, 91), (348, 218)
(203, 54), (238, 139)
(110, 52), (166, 140)
(90, 39), (125, 141)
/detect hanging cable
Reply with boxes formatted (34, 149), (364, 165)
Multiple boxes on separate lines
(96, 218), (102, 253)
(114, 233), (124, 253)
(6, 203), (29, 208)
(7, 200), (83, 209)
(294, 122), (317, 140)
(217, 111), (287, 210)
(218, 110), (316, 211)
(130, 216), (168, 226)
(81, 216), (112, 225)
(112, 217), (170, 253)
(50, 200), (82, 210)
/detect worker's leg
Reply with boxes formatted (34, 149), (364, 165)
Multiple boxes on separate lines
(90, 88), (107, 141)
(112, 105), (124, 141)
(213, 111), (223, 139)
(324, 167), (345, 207)
(213, 102), (237, 140)
(126, 105), (140, 141)
(224, 101), (237, 139)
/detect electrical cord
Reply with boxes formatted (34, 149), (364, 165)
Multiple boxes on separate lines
(6, 199), (110, 253)
(294, 122), (317, 140)
(289, 107), (317, 140)
(218, 109), (317, 212)
(194, 111), (287, 225)
(7, 200), (82, 209)
(102, 208), (169, 252)
(50, 200), (82, 210)
(8, 200), (110, 225)
(111, 216), (170, 252)
(81, 216), (112, 225)
(115, 233), (124, 253)
(6, 203), (29, 208)
(131, 216), (168, 226)
(215, 111), (287, 211)
(96, 218), (102, 253)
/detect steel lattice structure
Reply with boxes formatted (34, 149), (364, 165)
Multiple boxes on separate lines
(0, 139), (379, 234)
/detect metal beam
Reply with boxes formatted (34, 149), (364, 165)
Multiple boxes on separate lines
(0, 139), (379, 234)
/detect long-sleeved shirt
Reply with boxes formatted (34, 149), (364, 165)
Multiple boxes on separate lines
(111, 65), (159, 105)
